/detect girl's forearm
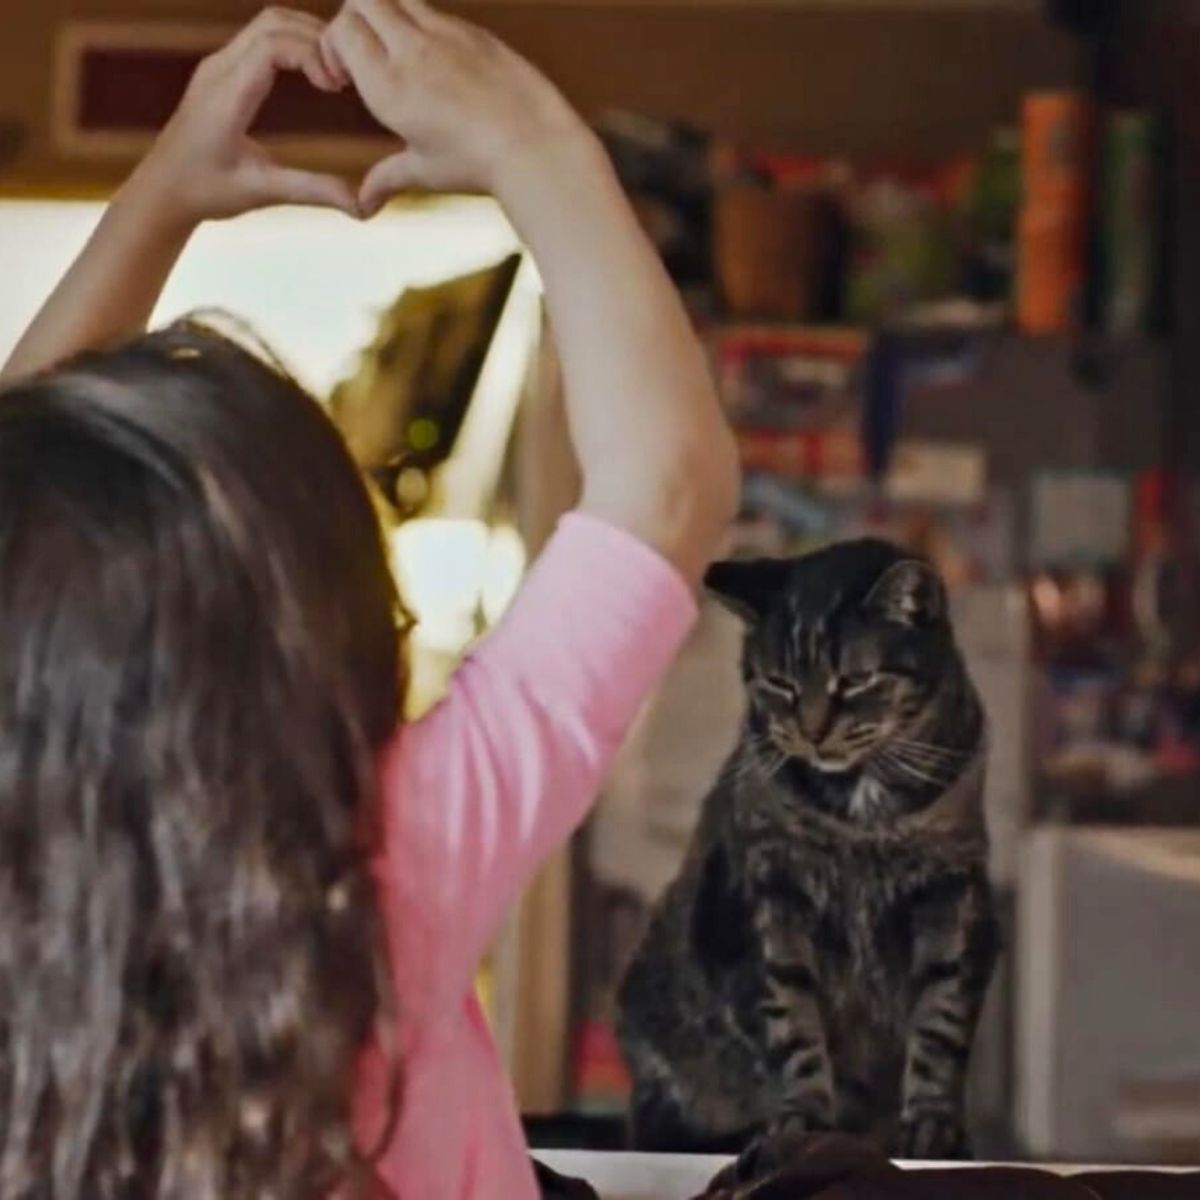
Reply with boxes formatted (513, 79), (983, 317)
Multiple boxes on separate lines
(5, 9), (361, 386)
(495, 133), (739, 585)
(2, 171), (197, 384)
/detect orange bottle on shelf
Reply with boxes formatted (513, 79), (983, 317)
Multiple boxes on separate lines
(1017, 209), (1087, 335)
(1017, 91), (1094, 335)
(1022, 91), (1092, 206)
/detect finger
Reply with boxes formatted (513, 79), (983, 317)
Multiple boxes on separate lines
(299, 42), (342, 93)
(239, 6), (326, 43)
(232, 31), (341, 123)
(225, 6), (325, 61)
(229, 12), (341, 90)
(359, 150), (426, 216)
(273, 29), (342, 92)
(286, 36), (342, 93)
(347, 0), (421, 56)
(324, 10), (404, 119)
(247, 161), (361, 215)
(319, 29), (351, 89)
(326, 8), (388, 82)
(394, 0), (452, 34)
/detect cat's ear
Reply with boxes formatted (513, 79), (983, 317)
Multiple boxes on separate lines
(704, 558), (791, 624)
(864, 560), (946, 627)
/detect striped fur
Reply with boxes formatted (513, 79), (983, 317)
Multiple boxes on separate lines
(616, 540), (998, 1179)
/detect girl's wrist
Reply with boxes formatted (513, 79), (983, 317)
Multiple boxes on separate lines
(116, 151), (205, 245)
(490, 124), (611, 216)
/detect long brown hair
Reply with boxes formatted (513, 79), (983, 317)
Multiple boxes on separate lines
(0, 322), (404, 1198)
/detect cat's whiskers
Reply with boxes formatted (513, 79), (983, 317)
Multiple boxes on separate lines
(723, 738), (792, 788)
(899, 743), (966, 770)
(734, 731), (771, 755)
(890, 737), (972, 765)
(890, 753), (959, 786)
(881, 743), (967, 781)
(895, 749), (968, 772)
(762, 751), (790, 782)
(879, 760), (942, 790)
(722, 755), (758, 788)
(875, 749), (953, 789)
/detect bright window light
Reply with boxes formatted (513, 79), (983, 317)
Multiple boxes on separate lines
(391, 517), (491, 655)
(0, 197), (523, 399)
(482, 523), (527, 626)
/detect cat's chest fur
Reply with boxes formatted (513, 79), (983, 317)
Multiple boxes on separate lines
(727, 759), (988, 1022)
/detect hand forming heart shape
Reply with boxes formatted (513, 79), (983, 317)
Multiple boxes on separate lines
(135, 0), (588, 226)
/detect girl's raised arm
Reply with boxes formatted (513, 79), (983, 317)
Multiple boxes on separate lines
(2, 8), (357, 384)
(324, 0), (741, 1003)
(326, 0), (740, 585)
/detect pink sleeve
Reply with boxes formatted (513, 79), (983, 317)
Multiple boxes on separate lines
(375, 512), (698, 1013)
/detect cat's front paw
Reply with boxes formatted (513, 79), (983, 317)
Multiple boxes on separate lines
(705, 1112), (828, 1193)
(896, 1110), (971, 1161)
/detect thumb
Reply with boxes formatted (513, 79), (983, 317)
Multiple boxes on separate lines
(248, 162), (360, 216)
(359, 150), (426, 217)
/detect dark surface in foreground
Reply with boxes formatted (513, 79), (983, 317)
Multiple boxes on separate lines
(532, 1133), (1200, 1200)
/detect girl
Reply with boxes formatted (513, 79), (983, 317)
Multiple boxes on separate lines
(0, 2), (738, 1198)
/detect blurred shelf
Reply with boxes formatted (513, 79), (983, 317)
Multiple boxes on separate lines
(711, 321), (1169, 485)
(466, 0), (1040, 8)
(708, 318), (1167, 357)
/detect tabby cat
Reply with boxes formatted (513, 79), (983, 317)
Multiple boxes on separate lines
(616, 540), (998, 1179)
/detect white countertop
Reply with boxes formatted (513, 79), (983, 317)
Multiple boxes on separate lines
(536, 1150), (1193, 1200)
(538, 1152), (723, 1200)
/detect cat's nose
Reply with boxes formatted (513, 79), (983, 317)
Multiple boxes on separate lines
(798, 692), (833, 744)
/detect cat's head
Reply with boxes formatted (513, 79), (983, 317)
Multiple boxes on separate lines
(706, 539), (959, 776)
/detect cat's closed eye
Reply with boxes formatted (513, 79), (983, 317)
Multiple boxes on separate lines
(759, 674), (799, 702)
(837, 673), (879, 698)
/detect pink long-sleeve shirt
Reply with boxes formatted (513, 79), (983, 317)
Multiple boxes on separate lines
(354, 512), (698, 1200)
